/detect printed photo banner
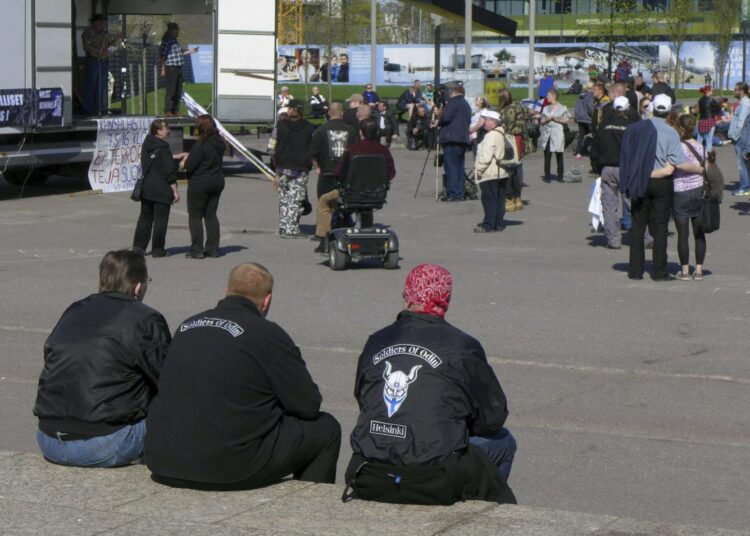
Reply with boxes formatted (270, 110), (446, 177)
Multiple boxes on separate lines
(88, 117), (153, 193)
(0, 88), (63, 128)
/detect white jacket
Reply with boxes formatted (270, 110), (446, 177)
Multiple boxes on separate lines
(475, 127), (512, 183)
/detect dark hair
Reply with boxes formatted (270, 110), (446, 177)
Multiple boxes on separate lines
(99, 250), (147, 295)
(676, 114), (696, 141)
(162, 22), (179, 42)
(593, 82), (607, 94)
(196, 114), (217, 143)
(360, 117), (378, 140)
(497, 89), (513, 111)
(149, 119), (168, 137)
(736, 82), (749, 95)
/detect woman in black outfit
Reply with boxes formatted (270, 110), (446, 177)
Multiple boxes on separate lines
(183, 114), (225, 258)
(132, 119), (182, 257)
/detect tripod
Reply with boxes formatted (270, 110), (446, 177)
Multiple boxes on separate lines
(413, 124), (440, 199)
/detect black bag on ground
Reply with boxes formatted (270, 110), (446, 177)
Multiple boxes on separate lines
(130, 178), (143, 202)
(341, 446), (516, 506)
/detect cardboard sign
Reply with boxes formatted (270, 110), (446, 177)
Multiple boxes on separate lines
(0, 88), (63, 127)
(88, 117), (154, 193)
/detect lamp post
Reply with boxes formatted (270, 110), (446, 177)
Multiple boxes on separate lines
(371, 0), (377, 89)
(465, 0), (472, 69)
(528, 0), (536, 100)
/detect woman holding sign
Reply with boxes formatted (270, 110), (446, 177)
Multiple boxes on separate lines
(132, 119), (182, 257)
(182, 115), (226, 258)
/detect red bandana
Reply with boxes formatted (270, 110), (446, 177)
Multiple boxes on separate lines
(402, 264), (452, 318)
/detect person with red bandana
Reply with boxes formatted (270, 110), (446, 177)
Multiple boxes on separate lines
(343, 264), (517, 505)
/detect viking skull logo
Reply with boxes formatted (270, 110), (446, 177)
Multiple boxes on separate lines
(382, 361), (421, 418)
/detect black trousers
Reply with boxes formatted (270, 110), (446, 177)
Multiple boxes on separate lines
(164, 66), (183, 114)
(133, 200), (171, 254)
(508, 164), (524, 198)
(152, 412), (341, 490)
(543, 139), (564, 181)
(629, 178), (673, 279)
(188, 189), (222, 256)
(479, 179), (507, 230)
(576, 122), (591, 156)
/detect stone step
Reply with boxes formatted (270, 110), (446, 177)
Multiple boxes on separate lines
(0, 451), (745, 536)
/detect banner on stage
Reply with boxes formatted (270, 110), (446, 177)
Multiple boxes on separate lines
(0, 88), (63, 128)
(88, 117), (154, 193)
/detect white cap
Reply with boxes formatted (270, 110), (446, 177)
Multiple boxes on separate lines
(613, 96), (630, 111)
(480, 109), (501, 121)
(653, 94), (672, 112)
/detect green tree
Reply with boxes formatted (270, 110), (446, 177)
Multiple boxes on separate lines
(711, 0), (741, 91)
(494, 48), (512, 63)
(664, 0), (693, 88)
(580, 0), (640, 80)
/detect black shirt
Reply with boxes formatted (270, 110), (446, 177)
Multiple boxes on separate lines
(310, 118), (358, 193)
(145, 296), (322, 484)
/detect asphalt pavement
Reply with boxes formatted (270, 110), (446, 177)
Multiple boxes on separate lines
(1, 134), (749, 531)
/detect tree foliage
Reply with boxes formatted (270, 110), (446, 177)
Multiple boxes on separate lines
(664, 0), (693, 88)
(711, 0), (741, 91)
(580, 0), (641, 80)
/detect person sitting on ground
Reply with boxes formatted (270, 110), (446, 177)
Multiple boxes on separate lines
(566, 79), (583, 95)
(397, 85), (419, 119)
(146, 262), (341, 489)
(314, 117), (395, 254)
(362, 83), (380, 110)
(33, 250), (171, 467)
(406, 103), (432, 150)
(343, 264), (516, 505)
(309, 86), (328, 119)
(375, 101), (399, 148)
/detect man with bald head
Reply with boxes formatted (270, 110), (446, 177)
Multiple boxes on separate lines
(146, 263), (341, 490)
(310, 101), (357, 200)
(344, 264), (516, 505)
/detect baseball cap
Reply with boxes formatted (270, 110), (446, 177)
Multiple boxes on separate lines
(613, 96), (630, 111)
(480, 109), (501, 121)
(347, 93), (363, 103)
(653, 94), (672, 112)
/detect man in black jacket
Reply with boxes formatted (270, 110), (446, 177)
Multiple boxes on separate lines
(650, 70), (676, 103)
(438, 86), (472, 201)
(375, 101), (399, 148)
(345, 264), (516, 505)
(406, 103), (432, 150)
(310, 102), (357, 200)
(34, 250), (171, 467)
(146, 262), (341, 489)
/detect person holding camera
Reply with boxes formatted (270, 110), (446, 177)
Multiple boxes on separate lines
(438, 86), (472, 201)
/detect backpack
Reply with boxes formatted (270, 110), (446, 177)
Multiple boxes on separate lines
(494, 127), (521, 173)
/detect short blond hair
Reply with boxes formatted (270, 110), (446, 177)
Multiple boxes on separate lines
(226, 263), (273, 306)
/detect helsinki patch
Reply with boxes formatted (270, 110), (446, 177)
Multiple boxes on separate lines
(370, 420), (407, 439)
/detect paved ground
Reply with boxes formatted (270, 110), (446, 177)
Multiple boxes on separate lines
(1, 134), (749, 531)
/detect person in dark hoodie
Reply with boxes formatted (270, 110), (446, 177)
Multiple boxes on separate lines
(592, 97), (638, 249)
(132, 119), (184, 257)
(182, 114), (226, 258)
(574, 82), (595, 160)
(273, 100), (316, 238)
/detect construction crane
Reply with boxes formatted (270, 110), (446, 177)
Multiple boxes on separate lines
(278, 0), (304, 44)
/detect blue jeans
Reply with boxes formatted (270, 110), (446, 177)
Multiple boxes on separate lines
(83, 57), (109, 115)
(37, 420), (146, 468)
(442, 143), (467, 200)
(734, 143), (750, 191)
(621, 198), (632, 229)
(696, 126), (715, 153)
(469, 427), (517, 482)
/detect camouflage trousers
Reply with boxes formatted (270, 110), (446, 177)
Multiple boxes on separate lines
(278, 172), (308, 234)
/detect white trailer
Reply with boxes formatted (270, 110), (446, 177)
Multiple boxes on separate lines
(0, 0), (277, 185)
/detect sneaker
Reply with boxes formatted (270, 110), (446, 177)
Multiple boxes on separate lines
(732, 189), (750, 196)
(575, 154), (583, 160)
(185, 252), (205, 259)
(692, 271), (704, 281)
(473, 225), (494, 233)
(150, 250), (168, 258)
(675, 271), (692, 281)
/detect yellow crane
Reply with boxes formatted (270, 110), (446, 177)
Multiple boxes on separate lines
(278, 0), (304, 44)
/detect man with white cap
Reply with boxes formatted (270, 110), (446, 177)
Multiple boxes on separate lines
(621, 94), (703, 281)
(592, 96), (638, 249)
(474, 109), (519, 232)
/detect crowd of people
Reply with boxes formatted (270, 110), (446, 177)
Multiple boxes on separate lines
(34, 253), (516, 505)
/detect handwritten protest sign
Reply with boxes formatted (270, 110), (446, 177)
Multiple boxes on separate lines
(88, 117), (154, 193)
